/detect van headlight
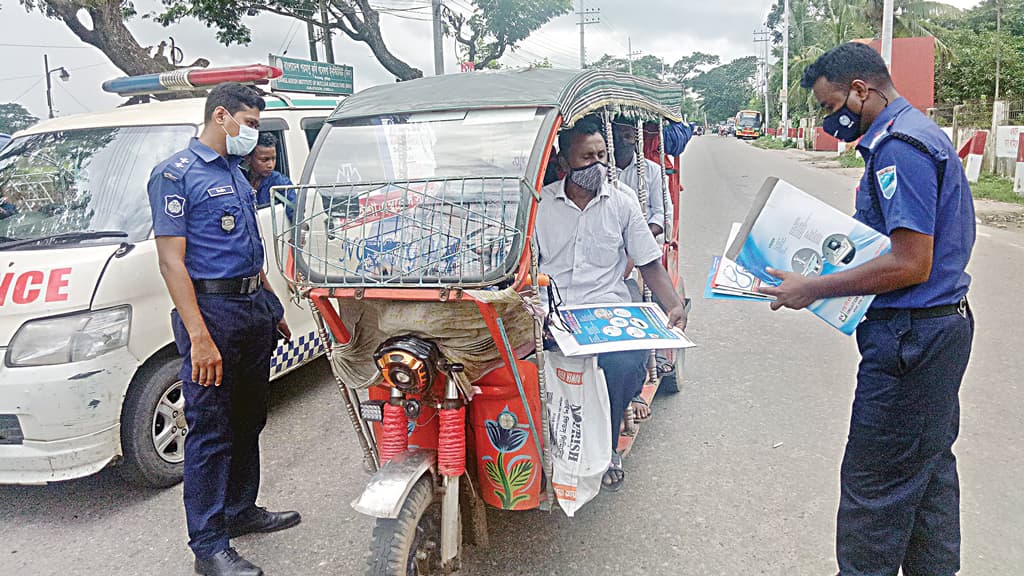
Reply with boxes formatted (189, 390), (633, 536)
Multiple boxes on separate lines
(6, 306), (132, 367)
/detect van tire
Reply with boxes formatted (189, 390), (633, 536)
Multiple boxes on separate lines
(118, 357), (186, 488)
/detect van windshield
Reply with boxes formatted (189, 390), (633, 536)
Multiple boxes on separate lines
(0, 125), (195, 247)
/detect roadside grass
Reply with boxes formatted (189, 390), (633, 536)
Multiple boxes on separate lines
(753, 137), (795, 150)
(971, 172), (1023, 205)
(838, 149), (866, 168)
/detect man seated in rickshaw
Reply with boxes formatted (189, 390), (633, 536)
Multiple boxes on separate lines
(536, 117), (688, 491)
(612, 118), (670, 238)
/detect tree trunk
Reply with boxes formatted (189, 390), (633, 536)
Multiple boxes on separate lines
(41, 0), (180, 76)
(339, 0), (423, 81)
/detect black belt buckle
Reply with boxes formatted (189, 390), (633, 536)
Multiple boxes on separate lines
(241, 275), (260, 294)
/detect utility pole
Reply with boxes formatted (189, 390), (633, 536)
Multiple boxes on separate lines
(432, 0), (445, 75)
(881, 0), (894, 67)
(319, 0), (335, 64)
(627, 37), (642, 75)
(307, 17), (319, 62)
(576, 0), (600, 69)
(995, 0), (1003, 100)
(43, 54), (69, 120)
(781, 0), (790, 140)
(754, 29), (771, 133)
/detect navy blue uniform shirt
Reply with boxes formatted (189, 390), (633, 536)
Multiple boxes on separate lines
(148, 138), (265, 280)
(253, 170), (295, 221)
(855, 97), (975, 309)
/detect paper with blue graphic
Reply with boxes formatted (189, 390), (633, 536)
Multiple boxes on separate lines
(725, 177), (891, 335)
(550, 303), (696, 356)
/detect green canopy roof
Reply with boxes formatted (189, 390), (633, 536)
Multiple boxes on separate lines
(326, 68), (682, 126)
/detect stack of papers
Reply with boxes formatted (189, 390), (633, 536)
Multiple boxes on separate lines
(711, 177), (892, 335)
(705, 223), (774, 301)
(550, 303), (697, 357)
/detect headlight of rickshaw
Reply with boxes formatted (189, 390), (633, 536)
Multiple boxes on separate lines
(373, 336), (441, 394)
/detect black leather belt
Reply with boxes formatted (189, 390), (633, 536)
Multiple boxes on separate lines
(193, 275), (261, 295)
(866, 297), (968, 321)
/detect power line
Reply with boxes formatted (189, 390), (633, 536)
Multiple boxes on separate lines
(9, 77), (45, 103)
(54, 82), (91, 113)
(0, 62), (110, 84)
(0, 42), (95, 49)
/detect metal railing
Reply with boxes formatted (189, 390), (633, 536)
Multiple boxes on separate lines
(273, 176), (532, 289)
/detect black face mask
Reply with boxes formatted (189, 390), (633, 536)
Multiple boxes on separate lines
(822, 88), (889, 143)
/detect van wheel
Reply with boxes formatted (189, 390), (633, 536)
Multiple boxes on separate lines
(118, 357), (187, 488)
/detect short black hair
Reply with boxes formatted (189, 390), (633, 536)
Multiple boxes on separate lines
(558, 116), (604, 157)
(800, 42), (892, 90)
(204, 83), (266, 122)
(256, 131), (278, 149)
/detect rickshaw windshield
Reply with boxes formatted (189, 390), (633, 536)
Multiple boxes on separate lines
(289, 107), (551, 288)
(311, 108), (546, 184)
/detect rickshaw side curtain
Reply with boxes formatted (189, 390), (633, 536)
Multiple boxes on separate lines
(327, 287), (536, 393)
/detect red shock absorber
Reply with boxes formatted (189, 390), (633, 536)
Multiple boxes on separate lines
(379, 403), (409, 464)
(437, 406), (466, 477)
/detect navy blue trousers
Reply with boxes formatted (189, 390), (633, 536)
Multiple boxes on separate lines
(598, 350), (649, 453)
(838, 308), (974, 576)
(171, 289), (284, 559)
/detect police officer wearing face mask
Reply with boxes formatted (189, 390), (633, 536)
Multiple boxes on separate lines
(760, 43), (975, 576)
(148, 83), (301, 576)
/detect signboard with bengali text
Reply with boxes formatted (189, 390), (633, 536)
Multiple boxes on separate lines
(269, 54), (353, 96)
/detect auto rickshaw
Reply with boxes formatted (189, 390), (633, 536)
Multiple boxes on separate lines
(273, 68), (690, 575)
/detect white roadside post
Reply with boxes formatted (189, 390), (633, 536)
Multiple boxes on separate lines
(965, 130), (988, 184)
(1014, 132), (1024, 195)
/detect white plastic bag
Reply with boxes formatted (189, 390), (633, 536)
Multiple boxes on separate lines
(545, 351), (611, 517)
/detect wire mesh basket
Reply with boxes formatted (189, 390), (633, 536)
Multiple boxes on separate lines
(273, 176), (532, 289)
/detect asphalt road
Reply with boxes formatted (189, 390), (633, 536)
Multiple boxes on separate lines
(1, 136), (1021, 576)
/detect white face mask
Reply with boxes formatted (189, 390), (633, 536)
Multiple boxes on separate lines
(222, 113), (259, 157)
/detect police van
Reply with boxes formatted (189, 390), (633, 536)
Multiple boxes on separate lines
(0, 65), (335, 487)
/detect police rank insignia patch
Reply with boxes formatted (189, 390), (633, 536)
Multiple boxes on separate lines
(877, 165), (898, 200)
(165, 195), (185, 218)
(221, 214), (236, 232)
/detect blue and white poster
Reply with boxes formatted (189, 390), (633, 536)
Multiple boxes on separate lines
(550, 303), (696, 356)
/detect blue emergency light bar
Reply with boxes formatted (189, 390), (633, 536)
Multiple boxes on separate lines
(102, 65), (283, 97)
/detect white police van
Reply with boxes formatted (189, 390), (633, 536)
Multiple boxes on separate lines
(0, 65), (335, 487)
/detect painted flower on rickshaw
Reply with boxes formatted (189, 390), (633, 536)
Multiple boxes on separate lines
(482, 407), (535, 509)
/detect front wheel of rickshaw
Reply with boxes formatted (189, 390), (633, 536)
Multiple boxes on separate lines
(367, 476), (443, 576)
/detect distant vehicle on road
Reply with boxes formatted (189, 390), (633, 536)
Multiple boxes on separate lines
(735, 110), (763, 140)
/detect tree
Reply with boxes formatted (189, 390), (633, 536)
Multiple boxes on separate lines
(669, 52), (720, 83)
(159, 0), (424, 80)
(443, 0), (571, 70)
(20, 0), (205, 77)
(937, 28), (1024, 101)
(0, 103), (38, 134)
(687, 56), (759, 122)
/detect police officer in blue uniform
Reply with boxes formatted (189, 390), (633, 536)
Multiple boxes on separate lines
(148, 83), (301, 576)
(761, 43), (975, 576)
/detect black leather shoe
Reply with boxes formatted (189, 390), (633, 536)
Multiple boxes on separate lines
(194, 547), (263, 576)
(228, 506), (302, 539)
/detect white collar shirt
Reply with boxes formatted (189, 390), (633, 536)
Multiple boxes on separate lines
(535, 177), (663, 306)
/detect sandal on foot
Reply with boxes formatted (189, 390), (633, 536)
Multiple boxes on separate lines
(656, 353), (675, 375)
(630, 396), (652, 423)
(601, 454), (624, 492)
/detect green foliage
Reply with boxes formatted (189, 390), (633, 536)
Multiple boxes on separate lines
(0, 103), (38, 134)
(687, 56), (759, 123)
(839, 149), (866, 168)
(445, 0), (571, 69)
(972, 172), (1022, 205)
(937, 29), (1024, 101)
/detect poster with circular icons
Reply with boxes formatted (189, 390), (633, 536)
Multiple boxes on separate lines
(551, 303), (695, 356)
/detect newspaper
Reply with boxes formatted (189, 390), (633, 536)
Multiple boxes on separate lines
(549, 303), (696, 356)
(725, 177), (891, 335)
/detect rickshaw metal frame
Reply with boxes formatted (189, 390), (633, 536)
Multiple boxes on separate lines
(271, 68), (687, 574)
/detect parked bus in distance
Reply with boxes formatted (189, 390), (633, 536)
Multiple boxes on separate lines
(735, 110), (763, 140)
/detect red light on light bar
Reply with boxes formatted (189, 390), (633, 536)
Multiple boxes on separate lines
(189, 65), (283, 86)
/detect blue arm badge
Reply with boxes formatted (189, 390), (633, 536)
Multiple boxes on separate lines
(876, 165), (898, 200)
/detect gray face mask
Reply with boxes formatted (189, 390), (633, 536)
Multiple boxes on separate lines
(569, 161), (608, 194)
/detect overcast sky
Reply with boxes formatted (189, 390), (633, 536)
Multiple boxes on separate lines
(0, 0), (982, 121)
